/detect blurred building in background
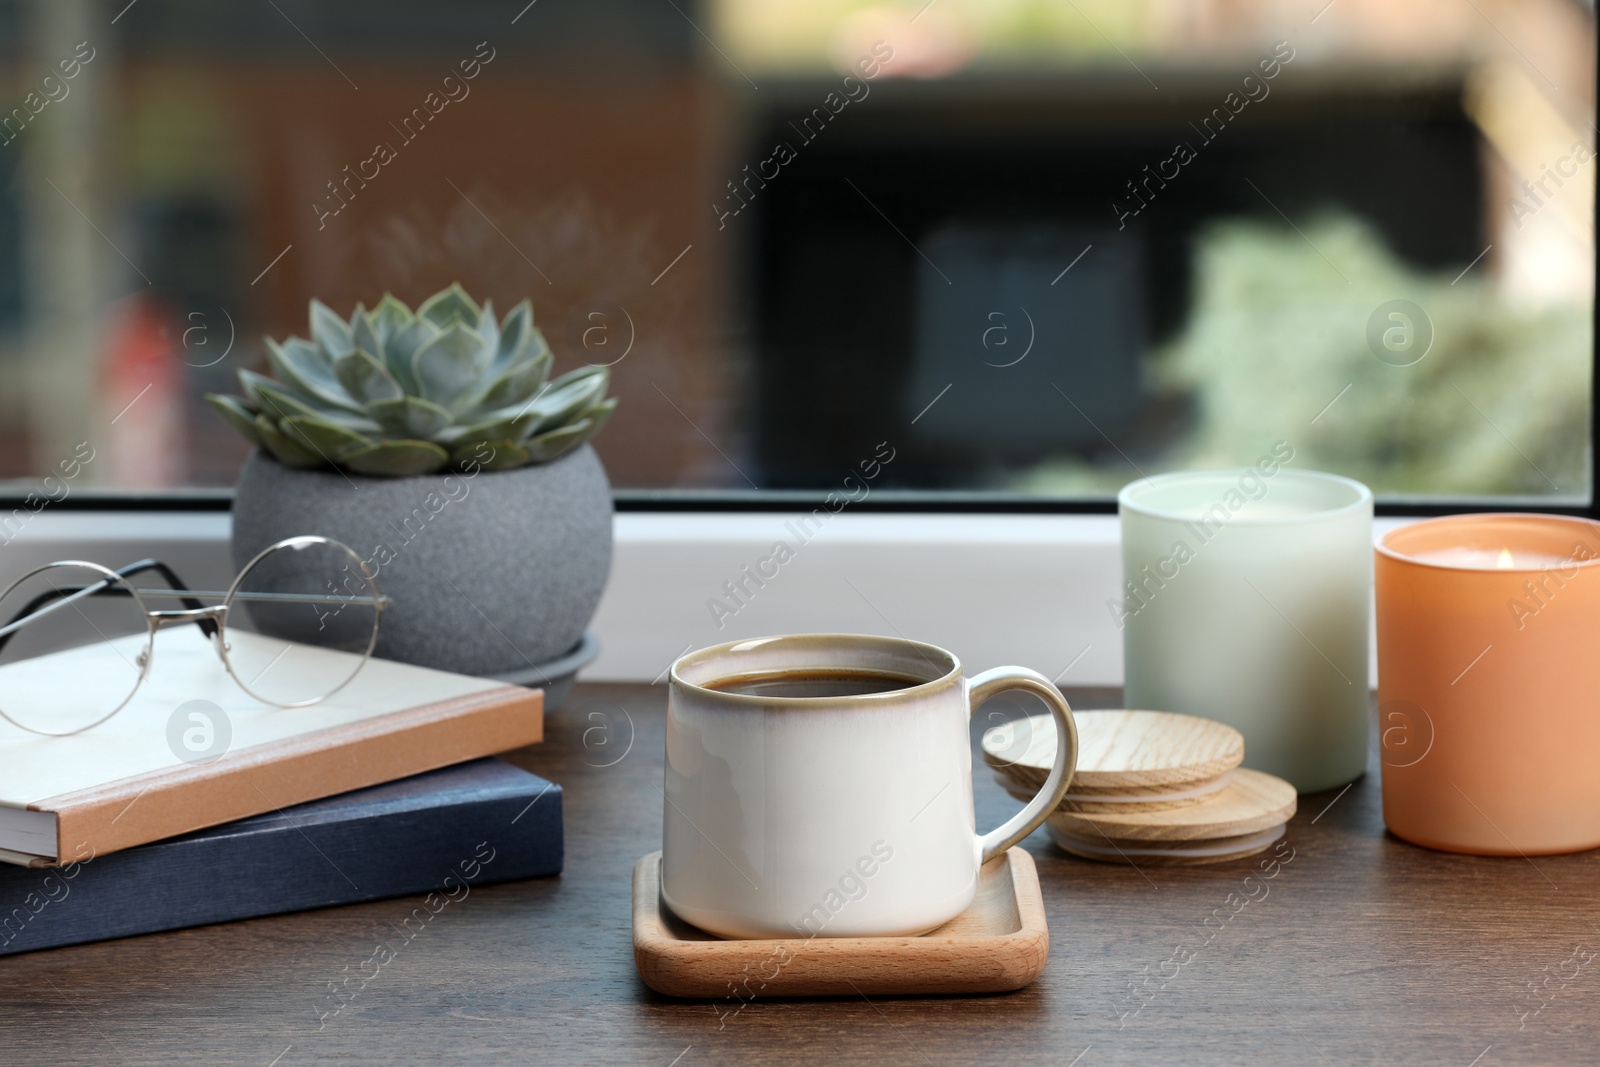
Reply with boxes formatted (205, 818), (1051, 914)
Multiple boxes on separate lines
(0, 0), (1592, 502)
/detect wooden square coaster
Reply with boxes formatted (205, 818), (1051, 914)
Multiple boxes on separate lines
(632, 848), (1049, 998)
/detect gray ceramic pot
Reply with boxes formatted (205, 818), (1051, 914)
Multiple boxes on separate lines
(230, 445), (613, 677)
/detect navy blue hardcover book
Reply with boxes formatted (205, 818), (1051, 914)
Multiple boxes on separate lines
(0, 758), (561, 956)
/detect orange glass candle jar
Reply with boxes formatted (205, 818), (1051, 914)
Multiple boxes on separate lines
(1376, 514), (1600, 855)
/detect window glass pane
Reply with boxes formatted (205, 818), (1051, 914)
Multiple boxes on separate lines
(0, 0), (1591, 504)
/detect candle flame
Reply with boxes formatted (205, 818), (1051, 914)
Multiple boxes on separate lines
(1497, 549), (1515, 569)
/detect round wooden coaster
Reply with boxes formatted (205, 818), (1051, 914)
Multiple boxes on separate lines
(983, 709), (1245, 801)
(991, 772), (1234, 815)
(1042, 822), (1286, 867)
(999, 767), (1296, 841)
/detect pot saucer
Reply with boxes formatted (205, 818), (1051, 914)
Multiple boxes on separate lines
(487, 630), (600, 709)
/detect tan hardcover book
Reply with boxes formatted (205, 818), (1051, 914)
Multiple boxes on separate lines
(0, 626), (542, 867)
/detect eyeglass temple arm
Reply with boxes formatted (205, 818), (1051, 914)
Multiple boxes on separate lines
(0, 574), (126, 655)
(0, 560), (220, 656)
(114, 559), (219, 638)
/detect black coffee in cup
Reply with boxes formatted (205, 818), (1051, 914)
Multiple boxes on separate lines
(703, 668), (922, 699)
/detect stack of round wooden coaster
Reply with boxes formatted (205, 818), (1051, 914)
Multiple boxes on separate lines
(982, 710), (1296, 866)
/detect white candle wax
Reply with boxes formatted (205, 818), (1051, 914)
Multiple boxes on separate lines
(1118, 466), (1373, 792)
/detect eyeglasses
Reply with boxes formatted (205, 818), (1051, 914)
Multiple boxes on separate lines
(0, 535), (390, 737)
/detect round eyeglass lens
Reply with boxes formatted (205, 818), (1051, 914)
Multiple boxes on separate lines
(0, 564), (151, 736)
(221, 539), (380, 707)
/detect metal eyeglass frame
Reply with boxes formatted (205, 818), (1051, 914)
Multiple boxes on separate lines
(0, 535), (390, 737)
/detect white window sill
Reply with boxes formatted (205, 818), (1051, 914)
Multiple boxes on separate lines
(4, 510), (1403, 686)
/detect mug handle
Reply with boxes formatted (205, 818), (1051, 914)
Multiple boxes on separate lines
(968, 666), (1079, 865)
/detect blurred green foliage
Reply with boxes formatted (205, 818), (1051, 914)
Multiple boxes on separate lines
(1014, 213), (1592, 500)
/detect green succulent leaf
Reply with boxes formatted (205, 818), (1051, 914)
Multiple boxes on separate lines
(412, 322), (493, 408)
(470, 352), (551, 413)
(372, 293), (414, 343)
(494, 300), (533, 369)
(381, 317), (433, 395)
(205, 393), (264, 446)
(309, 299), (352, 355)
(365, 395), (454, 437)
(522, 419), (593, 463)
(334, 348), (405, 405)
(547, 363), (609, 391)
(265, 338), (364, 413)
(446, 410), (541, 444)
(447, 439), (497, 469)
(340, 440), (450, 476)
(280, 415), (375, 461)
(524, 327), (554, 371)
(255, 415), (324, 469)
(576, 395), (619, 436)
(207, 284), (617, 475)
(475, 299), (500, 359)
(418, 282), (480, 329)
(523, 367), (610, 433)
(239, 370), (322, 420)
(449, 438), (530, 472)
(350, 306), (383, 362)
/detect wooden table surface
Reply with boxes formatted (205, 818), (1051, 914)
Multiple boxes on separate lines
(5, 683), (1597, 1066)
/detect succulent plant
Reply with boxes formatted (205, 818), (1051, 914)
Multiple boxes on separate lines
(205, 283), (617, 476)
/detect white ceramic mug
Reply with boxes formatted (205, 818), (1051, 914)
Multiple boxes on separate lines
(663, 634), (1078, 939)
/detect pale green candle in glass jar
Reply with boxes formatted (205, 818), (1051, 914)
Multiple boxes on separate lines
(1117, 461), (1373, 793)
